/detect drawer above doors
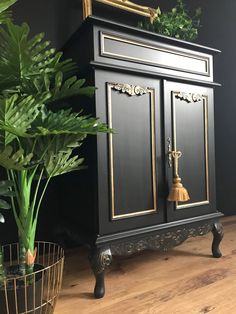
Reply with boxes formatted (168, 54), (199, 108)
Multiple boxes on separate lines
(93, 26), (214, 82)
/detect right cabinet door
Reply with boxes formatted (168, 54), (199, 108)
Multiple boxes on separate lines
(164, 81), (217, 221)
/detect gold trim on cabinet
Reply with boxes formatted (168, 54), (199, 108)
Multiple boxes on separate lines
(176, 200), (209, 210)
(107, 83), (157, 220)
(172, 92), (210, 209)
(100, 33), (210, 77)
(82, 0), (157, 22)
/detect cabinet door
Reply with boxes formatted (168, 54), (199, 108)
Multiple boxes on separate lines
(164, 81), (216, 221)
(95, 70), (165, 235)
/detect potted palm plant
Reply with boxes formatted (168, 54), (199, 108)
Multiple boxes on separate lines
(0, 0), (110, 312)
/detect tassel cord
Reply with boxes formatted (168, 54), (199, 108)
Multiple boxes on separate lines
(172, 151), (182, 177)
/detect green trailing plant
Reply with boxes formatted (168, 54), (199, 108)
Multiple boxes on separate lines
(138, 0), (201, 41)
(0, 0), (111, 277)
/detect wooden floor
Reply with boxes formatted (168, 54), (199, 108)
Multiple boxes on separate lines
(55, 216), (236, 314)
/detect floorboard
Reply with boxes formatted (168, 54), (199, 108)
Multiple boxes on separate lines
(55, 216), (236, 314)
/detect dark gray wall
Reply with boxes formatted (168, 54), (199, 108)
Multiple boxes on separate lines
(156, 0), (236, 217)
(196, 0), (236, 217)
(1, 0), (234, 243)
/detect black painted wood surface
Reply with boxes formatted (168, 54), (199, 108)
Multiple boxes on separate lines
(61, 15), (223, 298)
(164, 81), (216, 222)
(61, 15), (222, 235)
(95, 70), (165, 234)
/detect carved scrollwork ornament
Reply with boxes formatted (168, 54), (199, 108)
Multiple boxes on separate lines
(175, 92), (202, 103)
(111, 83), (149, 96)
(89, 248), (112, 274)
(110, 223), (213, 256)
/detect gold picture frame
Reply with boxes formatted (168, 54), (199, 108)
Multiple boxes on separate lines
(82, 0), (157, 23)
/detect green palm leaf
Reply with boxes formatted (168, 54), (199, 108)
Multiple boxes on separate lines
(0, 21), (77, 93)
(45, 150), (85, 177)
(0, 199), (10, 209)
(29, 106), (110, 137)
(0, 180), (14, 196)
(25, 72), (95, 104)
(0, 181), (14, 222)
(0, 10), (11, 25)
(0, 94), (50, 145)
(0, 179), (15, 223)
(0, 0), (17, 13)
(49, 73), (95, 102)
(0, 0), (16, 24)
(0, 146), (33, 170)
(34, 134), (86, 177)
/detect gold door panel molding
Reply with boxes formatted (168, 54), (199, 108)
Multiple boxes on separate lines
(172, 91), (209, 209)
(107, 82), (157, 220)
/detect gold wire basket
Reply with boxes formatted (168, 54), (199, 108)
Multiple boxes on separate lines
(0, 242), (64, 314)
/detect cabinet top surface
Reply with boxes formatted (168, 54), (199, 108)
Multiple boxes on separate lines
(78, 15), (220, 55)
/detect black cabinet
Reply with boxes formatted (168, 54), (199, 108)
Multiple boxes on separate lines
(63, 16), (223, 298)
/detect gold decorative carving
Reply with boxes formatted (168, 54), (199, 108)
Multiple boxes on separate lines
(82, 0), (158, 22)
(111, 83), (149, 96)
(175, 92), (202, 103)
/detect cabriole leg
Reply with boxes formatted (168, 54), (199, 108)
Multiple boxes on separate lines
(89, 247), (112, 298)
(211, 221), (223, 258)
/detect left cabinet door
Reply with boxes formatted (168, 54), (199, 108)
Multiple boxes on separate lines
(95, 70), (165, 235)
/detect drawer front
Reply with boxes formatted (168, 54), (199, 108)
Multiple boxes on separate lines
(94, 27), (213, 82)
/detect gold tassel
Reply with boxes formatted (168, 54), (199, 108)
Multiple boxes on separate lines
(167, 175), (190, 202)
(167, 151), (190, 202)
